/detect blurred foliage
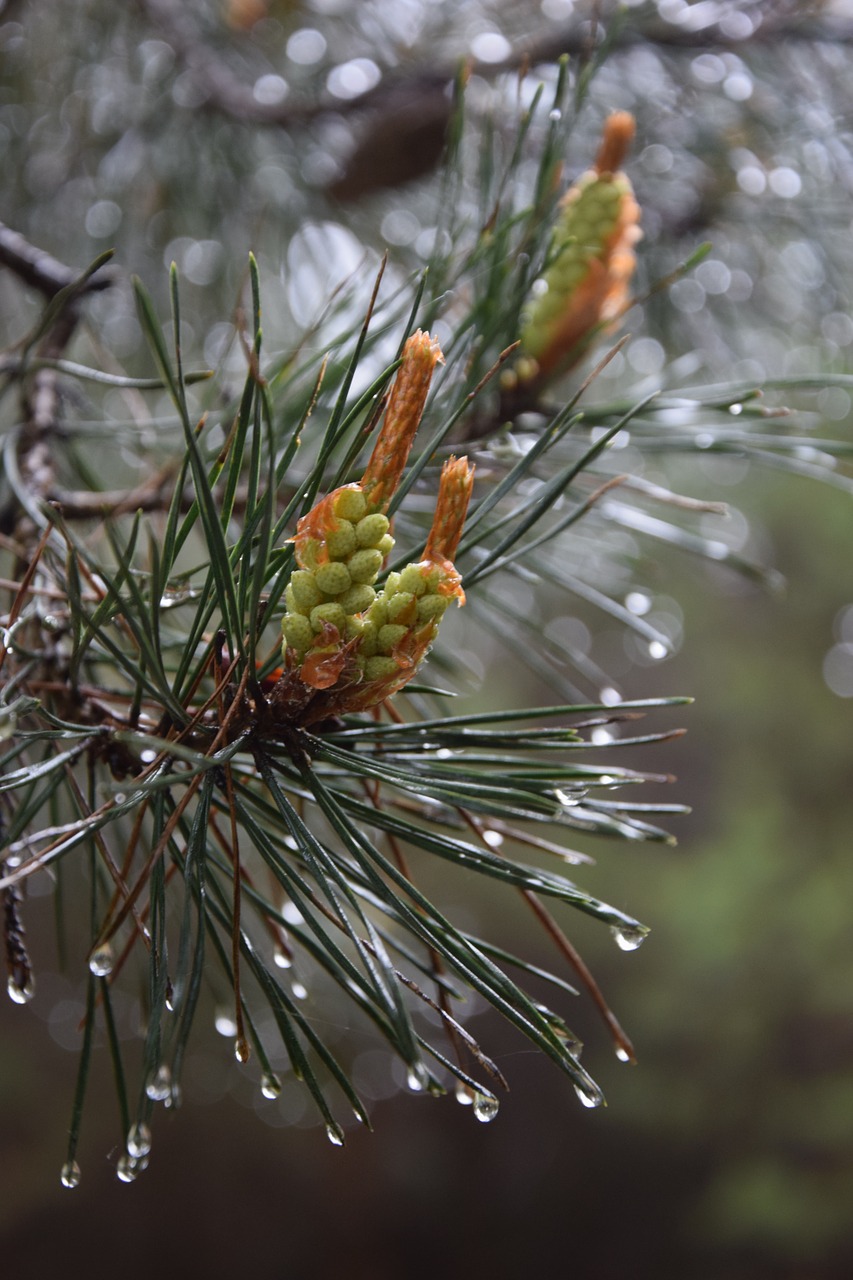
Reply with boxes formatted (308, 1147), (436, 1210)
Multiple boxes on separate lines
(2, 0), (853, 1276)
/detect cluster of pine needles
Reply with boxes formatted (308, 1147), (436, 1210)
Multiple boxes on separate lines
(3, 62), (851, 1187)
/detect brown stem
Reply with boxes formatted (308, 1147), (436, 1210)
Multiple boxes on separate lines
(522, 889), (636, 1064)
(0, 522), (53, 676)
(93, 653), (247, 945)
(457, 806), (636, 1062)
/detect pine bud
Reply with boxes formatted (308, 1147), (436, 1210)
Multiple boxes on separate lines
(360, 330), (444, 512)
(277, 350), (474, 719)
(519, 111), (641, 383)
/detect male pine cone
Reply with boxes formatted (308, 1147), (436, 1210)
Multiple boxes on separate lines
(518, 111), (641, 383)
(278, 331), (474, 715)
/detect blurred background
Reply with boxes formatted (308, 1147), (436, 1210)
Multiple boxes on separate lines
(2, 1), (853, 1276)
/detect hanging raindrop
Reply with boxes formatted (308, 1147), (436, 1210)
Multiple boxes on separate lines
(88, 943), (114, 977)
(163, 1083), (182, 1110)
(7, 973), (35, 1004)
(455, 1083), (474, 1106)
(472, 1091), (500, 1123)
(60, 1160), (81, 1189)
(325, 1122), (345, 1147)
(234, 1034), (250, 1064)
(126, 1122), (152, 1159)
(273, 947), (292, 970)
(145, 1065), (172, 1102)
(116, 1154), (138, 1183)
(610, 924), (648, 952)
(261, 1072), (282, 1100)
(406, 1063), (429, 1093)
(291, 980), (308, 1001)
(574, 1080), (604, 1109)
(615, 1046), (632, 1063)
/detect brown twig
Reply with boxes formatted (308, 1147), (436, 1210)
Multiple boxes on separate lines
(3, 858), (33, 1001)
(522, 888), (637, 1064)
(0, 219), (112, 301)
(0, 223), (117, 551)
(457, 806), (636, 1063)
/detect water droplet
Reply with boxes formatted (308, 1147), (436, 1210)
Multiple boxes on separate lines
(549, 107), (562, 121)
(163, 1083), (182, 1110)
(116, 1154), (138, 1183)
(273, 947), (292, 970)
(214, 1010), (238, 1037)
(88, 944), (113, 977)
(611, 924), (648, 952)
(7, 973), (35, 1004)
(60, 1160), (81, 1189)
(126, 1122), (152, 1159)
(472, 1091), (500, 1123)
(555, 787), (587, 808)
(455, 1083), (474, 1106)
(625, 591), (651, 617)
(261, 1072), (282, 1100)
(729, 402), (743, 415)
(291, 980), (308, 1001)
(325, 1122), (345, 1147)
(234, 1035), (250, 1064)
(159, 584), (194, 609)
(407, 1063), (429, 1093)
(574, 1080), (604, 1109)
(145, 1065), (172, 1101)
(615, 1046), (632, 1063)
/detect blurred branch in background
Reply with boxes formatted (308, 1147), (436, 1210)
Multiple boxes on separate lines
(133, 0), (853, 201)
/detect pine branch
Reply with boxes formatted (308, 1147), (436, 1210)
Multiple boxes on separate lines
(1, 54), (849, 1189)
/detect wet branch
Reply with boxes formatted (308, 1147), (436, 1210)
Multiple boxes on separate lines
(0, 219), (112, 301)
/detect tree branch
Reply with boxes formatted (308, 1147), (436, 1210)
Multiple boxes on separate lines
(0, 220), (112, 300)
(133, 2), (853, 137)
